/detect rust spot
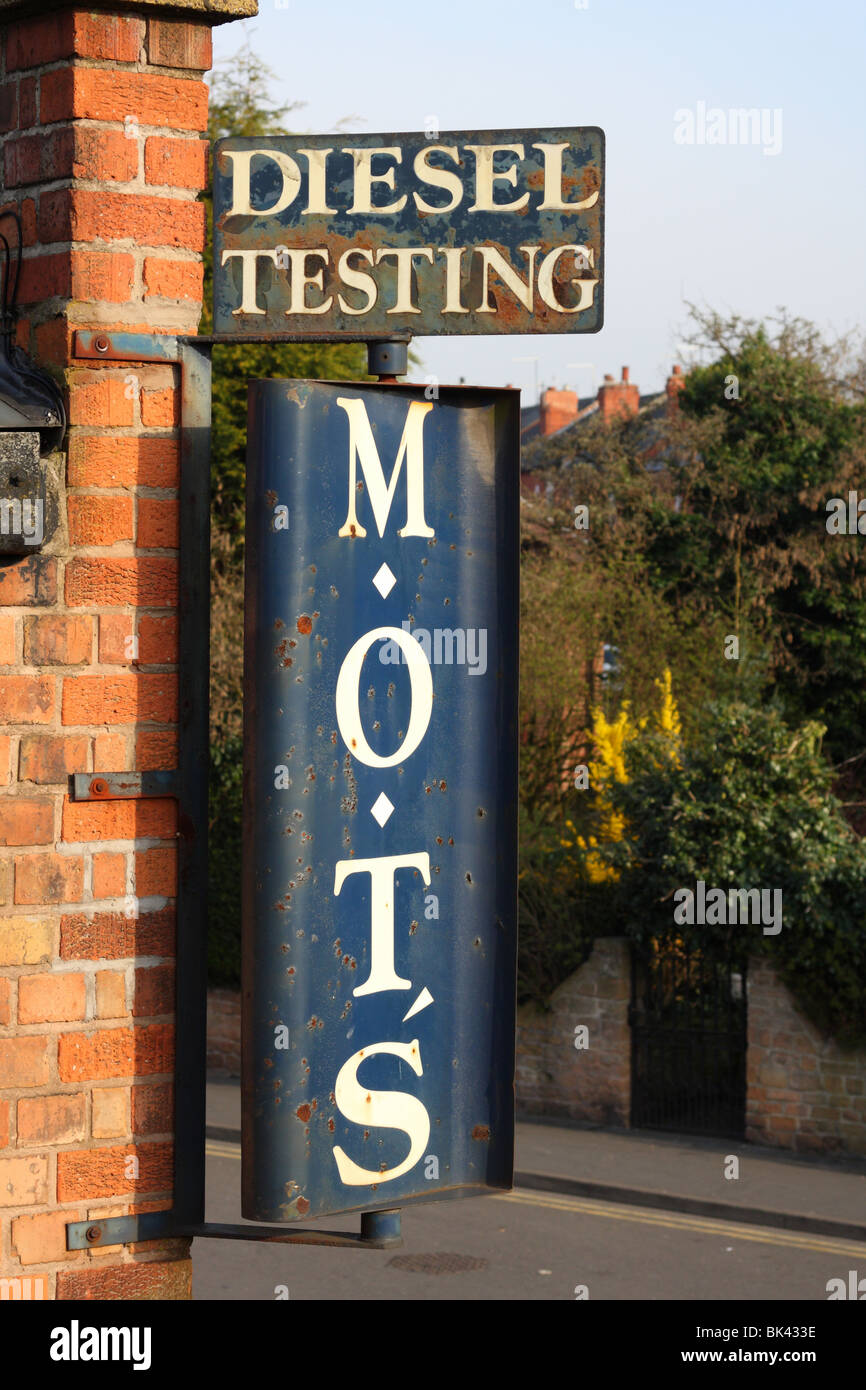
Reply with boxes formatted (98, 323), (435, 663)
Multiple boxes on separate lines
(274, 619), (284, 630)
(328, 1118), (335, 1132)
(296, 1197), (310, 1215)
(310, 564), (316, 573)
(409, 920), (418, 934)
(472, 1125), (490, 1142)
(296, 1103), (311, 1122)
(307, 1015), (318, 1030)
(265, 489), (278, 507)
(297, 615), (312, 635)
(466, 872), (473, 884)
(287, 966), (295, 975)
(439, 780), (447, 791)
(436, 836), (443, 845)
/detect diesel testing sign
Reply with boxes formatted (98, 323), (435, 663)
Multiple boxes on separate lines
(213, 128), (604, 337)
(242, 381), (519, 1222)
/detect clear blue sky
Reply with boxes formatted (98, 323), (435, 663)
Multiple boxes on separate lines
(212, 0), (866, 402)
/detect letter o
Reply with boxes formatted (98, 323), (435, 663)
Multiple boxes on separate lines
(336, 625), (432, 767)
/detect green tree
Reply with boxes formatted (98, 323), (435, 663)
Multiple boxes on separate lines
(650, 308), (866, 760)
(600, 703), (866, 1047)
(204, 39), (366, 526)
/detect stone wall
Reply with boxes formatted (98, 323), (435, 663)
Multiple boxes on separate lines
(204, 945), (866, 1157)
(206, 986), (240, 1077)
(746, 958), (866, 1157)
(515, 937), (631, 1126)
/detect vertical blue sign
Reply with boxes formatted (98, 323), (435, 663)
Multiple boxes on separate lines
(242, 380), (519, 1223)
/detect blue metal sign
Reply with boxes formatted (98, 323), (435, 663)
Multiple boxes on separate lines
(214, 128), (604, 337)
(242, 380), (519, 1222)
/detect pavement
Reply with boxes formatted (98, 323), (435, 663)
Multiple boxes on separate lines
(206, 1075), (866, 1242)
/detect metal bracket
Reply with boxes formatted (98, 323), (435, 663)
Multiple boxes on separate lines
(72, 771), (178, 801)
(73, 329), (412, 362)
(66, 1209), (402, 1251)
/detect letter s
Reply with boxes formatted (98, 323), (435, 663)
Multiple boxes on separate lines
(332, 1040), (430, 1185)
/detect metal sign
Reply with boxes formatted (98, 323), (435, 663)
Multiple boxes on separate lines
(242, 380), (519, 1222)
(213, 128), (604, 337)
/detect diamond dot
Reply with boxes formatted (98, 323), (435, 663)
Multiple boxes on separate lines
(372, 563), (397, 598)
(371, 792), (395, 827)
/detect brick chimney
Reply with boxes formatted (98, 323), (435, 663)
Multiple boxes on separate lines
(597, 367), (639, 423)
(539, 387), (579, 436)
(666, 363), (685, 413)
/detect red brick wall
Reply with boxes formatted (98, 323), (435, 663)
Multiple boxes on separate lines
(0, 7), (212, 1300)
(207, 987), (240, 1077)
(515, 938), (631, 1126)
(746, 959), (866, 1157)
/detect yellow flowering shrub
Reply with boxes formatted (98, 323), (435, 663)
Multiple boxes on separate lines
(561, 669), (681, 882)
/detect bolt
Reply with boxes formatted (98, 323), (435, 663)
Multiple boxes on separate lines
(90, 778), (109, 797)
(94, 335), (110, 353)
(85, 1225), (101, 1243)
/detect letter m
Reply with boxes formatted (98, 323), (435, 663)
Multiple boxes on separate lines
(728, 887), (760, 924)
(336, 397), (434, 539)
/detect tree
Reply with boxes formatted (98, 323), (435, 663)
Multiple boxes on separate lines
(203, 39), (367, 526)
(651, 308), (866, 761)
(601, 703), (866, 1047)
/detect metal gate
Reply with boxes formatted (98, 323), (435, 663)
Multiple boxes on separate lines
(629, 938), (747, 1138)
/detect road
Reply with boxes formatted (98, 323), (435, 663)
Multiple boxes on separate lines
(193, 1138), (866, 1300)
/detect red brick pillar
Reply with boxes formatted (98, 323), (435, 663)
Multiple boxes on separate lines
(0, 0), (248, 1302)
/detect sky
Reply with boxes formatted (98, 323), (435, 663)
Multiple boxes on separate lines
(212, 0), (866, 402)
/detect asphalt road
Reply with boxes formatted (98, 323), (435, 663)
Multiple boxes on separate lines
(193, 1139), (866, 1301)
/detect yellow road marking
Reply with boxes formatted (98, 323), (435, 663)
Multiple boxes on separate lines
(205, 1143), (865, 1257)
(206, 1141), (241, 1160)
(493, 1190), (866, 1256)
